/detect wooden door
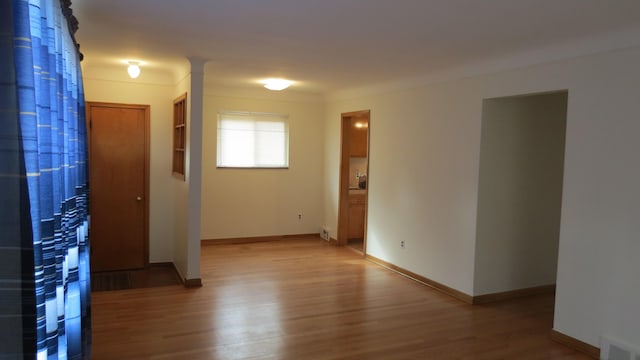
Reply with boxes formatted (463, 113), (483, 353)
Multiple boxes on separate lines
(88, 102), (149, 272)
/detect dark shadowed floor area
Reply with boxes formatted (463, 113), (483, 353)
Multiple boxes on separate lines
(91, 263), (181, 292)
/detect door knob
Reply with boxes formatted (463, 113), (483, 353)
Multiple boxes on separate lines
(136, 196), (142, 201)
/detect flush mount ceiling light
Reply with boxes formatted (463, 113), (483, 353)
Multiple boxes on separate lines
(354, 122), (368, 129)
(261, 78), (292, 91)
(127, 61), (141, 79)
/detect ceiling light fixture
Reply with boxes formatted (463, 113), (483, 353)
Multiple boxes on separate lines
(127, 61), (141, 79)
(261, 78), (292, 91)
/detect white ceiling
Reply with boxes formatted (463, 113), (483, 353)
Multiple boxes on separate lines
(73, 0), (640, 94)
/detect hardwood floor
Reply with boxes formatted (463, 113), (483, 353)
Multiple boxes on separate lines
(347, 238), (364, 252)
(91, 238), (591, 359)
(91, 263), (182, 292)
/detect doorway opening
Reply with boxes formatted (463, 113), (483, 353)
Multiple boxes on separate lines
(87, 102), (150, 272)
(474, 91), (567, 310)
(337, 110), (370, 254)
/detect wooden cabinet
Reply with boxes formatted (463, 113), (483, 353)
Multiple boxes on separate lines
(349, 123), (368, 157)
(348, 193), (366, 239)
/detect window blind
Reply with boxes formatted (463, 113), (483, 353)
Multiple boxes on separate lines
(217, 111), (289, 168)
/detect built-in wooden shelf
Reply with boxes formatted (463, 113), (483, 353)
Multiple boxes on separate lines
(172, 93), (187, 180)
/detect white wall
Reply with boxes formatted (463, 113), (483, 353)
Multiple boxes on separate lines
(201, 89), (325, 239)
(474, 92), (567, 295)
(184, 58), (205, 280)
(172, 72), (190, 279)
(553, 48), (640, 348)
(83, 68), (176, 264)
(324, 46), (640, 348)
(325, 81), (483, 295)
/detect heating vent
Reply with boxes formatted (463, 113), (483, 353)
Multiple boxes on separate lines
(601, 336), (640, 360)
(609, 346), (632, 360)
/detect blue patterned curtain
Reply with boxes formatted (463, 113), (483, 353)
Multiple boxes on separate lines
(1, 0), (91, 358)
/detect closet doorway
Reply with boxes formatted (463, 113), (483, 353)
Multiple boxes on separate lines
(87, 102), (150, 271)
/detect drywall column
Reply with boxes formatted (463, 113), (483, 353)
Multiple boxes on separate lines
(185, 57), (206, 283)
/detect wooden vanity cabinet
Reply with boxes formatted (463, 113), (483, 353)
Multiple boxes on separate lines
(348, 193), (366, 239)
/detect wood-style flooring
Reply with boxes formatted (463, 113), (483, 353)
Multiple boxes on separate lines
(91, 237), (591, 359)
(347, 238), (364, 252)
(91, 263), (182, 292)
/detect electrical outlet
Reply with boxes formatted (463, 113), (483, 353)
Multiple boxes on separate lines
(320, 227), (330, 240)
(401, 240), (405, 248)
(298, 213), (302, 220)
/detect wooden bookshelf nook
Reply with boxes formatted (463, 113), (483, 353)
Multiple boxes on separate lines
(172, 93), (187, 180)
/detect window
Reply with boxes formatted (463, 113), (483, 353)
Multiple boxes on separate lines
(217, 111), (289, 168)
(173, 93), (187, 179)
